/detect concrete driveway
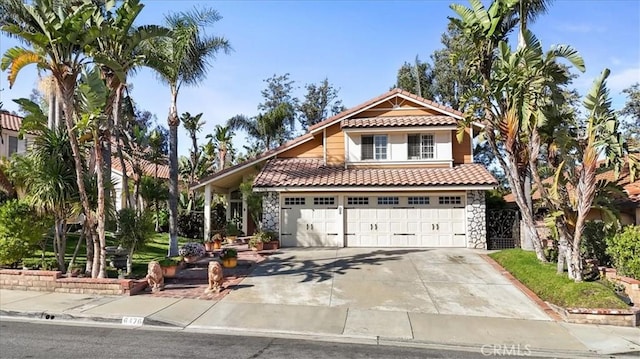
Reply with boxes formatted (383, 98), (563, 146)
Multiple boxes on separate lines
(222, 248), (550, 321)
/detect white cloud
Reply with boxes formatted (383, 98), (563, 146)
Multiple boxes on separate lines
(610, 57), (623, 66)
(607, 67), (640, 92)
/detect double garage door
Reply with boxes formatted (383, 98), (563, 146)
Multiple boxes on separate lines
(280, 194), (466, 248)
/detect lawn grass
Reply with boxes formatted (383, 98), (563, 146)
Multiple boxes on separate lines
(489, 249), (628, 309)
(22, 232), (194, 279)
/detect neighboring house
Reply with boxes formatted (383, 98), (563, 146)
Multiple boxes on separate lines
(504, 160), (640, 226)
(1, 111), (169, 211)
(110, 147), (170, 212)
(192, 89), (498, 248)
(0, 111), (35, 159)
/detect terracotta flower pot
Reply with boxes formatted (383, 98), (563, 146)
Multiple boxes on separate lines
(205, 242), (214, 252)
(222, 257), (237, 268)
(263, 240), (279, 250)
(250, 242), (264, 252)
(162, 265), (177, 278)
(183, 256), (201, 264)
(213, 240), (222, 250)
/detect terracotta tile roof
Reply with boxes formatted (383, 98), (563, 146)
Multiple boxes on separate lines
(0, 111), (22, 132)
(111, 155), (169, 179)
(308, 88), (464, 132)
(342, 115), (457, 128)
(253, 158), (498, 188)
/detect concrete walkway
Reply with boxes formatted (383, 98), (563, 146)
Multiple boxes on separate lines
(1, 248), (639, 357)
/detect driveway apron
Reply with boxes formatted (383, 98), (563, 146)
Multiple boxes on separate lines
(222, 248), (550, 321)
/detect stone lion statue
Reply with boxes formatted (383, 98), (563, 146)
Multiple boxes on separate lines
(146, 261), (164, 293)
(205, 261), (224, 294)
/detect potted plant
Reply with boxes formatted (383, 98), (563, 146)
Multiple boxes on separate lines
(155, 257), (181, 278)
(179, 242), (205, 263)
(225, 221), (240, 243)
(259, 231), (279, 250)
(204, 236), (215, 252)
(248, 236), (264, 251)
(220, 248), (238, 268)
(211, 232), (223, 250)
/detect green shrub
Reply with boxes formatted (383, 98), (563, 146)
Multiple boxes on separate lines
(0, 200), (50, 266)
(581, 221), (615, 266)
(606, 225), (640, 280)
(177, 212), (204, 239)
(116, 208), (155, 253)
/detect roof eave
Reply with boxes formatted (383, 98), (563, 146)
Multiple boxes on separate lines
(253, 184), (497, 192)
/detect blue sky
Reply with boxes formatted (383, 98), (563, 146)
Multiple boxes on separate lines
(1, 0), (639, 156)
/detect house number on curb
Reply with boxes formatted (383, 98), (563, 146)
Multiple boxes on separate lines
(121, 316), (144, 326)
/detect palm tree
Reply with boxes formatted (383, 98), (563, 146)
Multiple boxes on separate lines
(145, 7), (230, 256)
(181, 112), (205, 186)
(227, 103), (294, 152)
(27, 128), (79, 272)
(90, 0), (167, 211)
(450, 0), (584, 262)
(211, 125), (234, 170)
(516, 0), (552, 48)
(1, 0), (104, 276)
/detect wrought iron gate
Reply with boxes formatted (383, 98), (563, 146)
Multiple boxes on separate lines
(486, 209), (520, 249)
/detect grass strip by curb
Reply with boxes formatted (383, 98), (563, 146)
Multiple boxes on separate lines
(489, 249), (628, 309)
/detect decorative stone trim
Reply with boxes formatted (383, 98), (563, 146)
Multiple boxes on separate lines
(466, 190), (486, 249)
(599, 267), (640, 306)
(262, 191), (279, 233)
(0, 269), (147, 296)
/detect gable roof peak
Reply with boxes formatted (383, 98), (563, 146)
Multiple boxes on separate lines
(307, 88), (463, 133)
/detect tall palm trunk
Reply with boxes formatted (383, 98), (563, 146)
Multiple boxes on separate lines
(167, 87), (180, 256)
(94, 134), (107, 278)
(58, 77), (100, 277)
(112, 83), (132, 209)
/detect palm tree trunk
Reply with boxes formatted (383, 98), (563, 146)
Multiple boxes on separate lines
(58, 78), (98, 276)
(167, 88), (180, 256)
(0, 168), (14, 197)
(94, 135), (107, 278)
(114, 84), (131, 210)
(84, 220), (93, 276)
(67, 226), (84, 277)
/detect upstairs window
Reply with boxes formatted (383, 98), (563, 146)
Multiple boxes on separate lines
(361, 135), (387, 160)
(408, 134), (434, 159)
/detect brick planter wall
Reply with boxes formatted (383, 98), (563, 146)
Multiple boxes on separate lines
(0, 269), (147, 296)
(600, 267), (640, 306)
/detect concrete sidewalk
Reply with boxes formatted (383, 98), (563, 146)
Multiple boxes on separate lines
(1, 288), (638, 358)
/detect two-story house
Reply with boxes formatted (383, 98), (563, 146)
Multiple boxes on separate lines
(192, 89), (497, 248)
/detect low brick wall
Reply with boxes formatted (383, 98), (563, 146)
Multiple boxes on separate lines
(0, 269), (147, 296)
(600, 267), (640, 306)
(547, 303), (640, 327)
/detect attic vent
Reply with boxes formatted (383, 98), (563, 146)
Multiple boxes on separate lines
(392, 104), (400, 109)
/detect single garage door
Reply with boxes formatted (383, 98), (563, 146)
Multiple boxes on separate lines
(346, 195), (466, 247)
(281, 196), (339, 247)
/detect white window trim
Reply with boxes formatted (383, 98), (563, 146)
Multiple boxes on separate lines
(407, 133), (436, 160)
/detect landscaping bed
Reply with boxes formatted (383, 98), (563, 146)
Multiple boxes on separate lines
(489, 249), (628, 309)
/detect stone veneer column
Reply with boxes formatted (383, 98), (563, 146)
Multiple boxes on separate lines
(466, 190), (487, 249)
(262, 192), (280, 232)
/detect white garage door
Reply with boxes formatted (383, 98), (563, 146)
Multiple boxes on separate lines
(345, 195), (466, 247)
(281, 196), (339, 247)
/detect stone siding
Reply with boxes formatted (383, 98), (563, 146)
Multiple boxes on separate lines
(466, 190), (487, 249)
(262, 192), (280, 233)
(0, 269), (147, 295)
